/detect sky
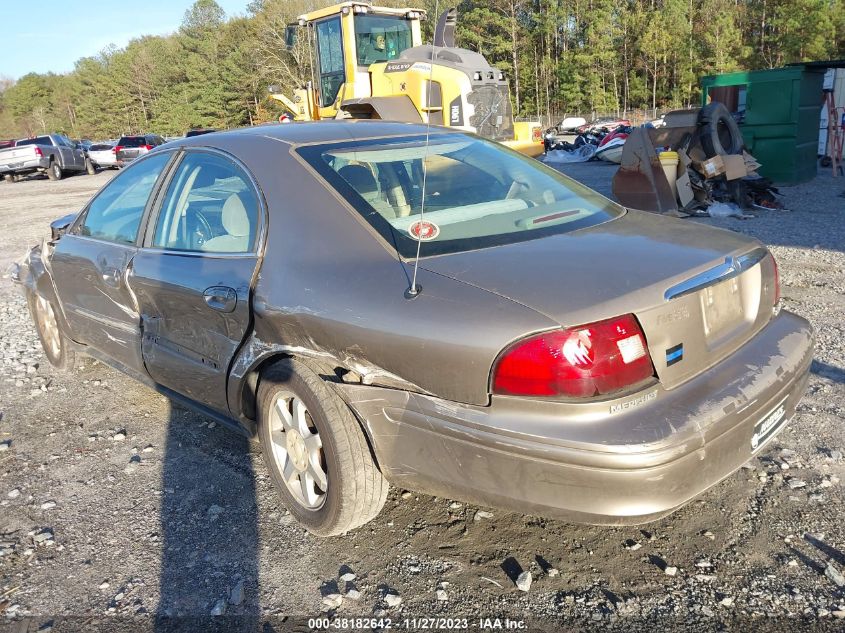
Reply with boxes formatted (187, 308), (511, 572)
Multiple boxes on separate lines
(0, 0), (251, 80)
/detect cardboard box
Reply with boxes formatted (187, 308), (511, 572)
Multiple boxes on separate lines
(742, 150), (761, 172)
(723, 154), (747, 181)
(697, 155), (725, 178)
(676, 170), (694, 207)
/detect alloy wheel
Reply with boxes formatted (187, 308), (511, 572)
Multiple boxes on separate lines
(35, 295), (61, 358)
(268, 393), (328, 509)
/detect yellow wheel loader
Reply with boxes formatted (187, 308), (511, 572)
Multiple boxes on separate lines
(272, 2), (544, 157)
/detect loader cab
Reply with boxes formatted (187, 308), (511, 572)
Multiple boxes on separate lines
(287, 2), (424, 117)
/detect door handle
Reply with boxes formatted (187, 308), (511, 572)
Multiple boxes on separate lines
(203, 286), (237, 313)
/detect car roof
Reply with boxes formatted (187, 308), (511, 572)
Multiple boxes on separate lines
(168, 120), (455, 149)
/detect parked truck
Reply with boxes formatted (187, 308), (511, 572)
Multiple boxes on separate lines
(0, 134), (94, 182)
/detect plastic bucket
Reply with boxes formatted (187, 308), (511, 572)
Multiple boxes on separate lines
(659, 151), (679, 200)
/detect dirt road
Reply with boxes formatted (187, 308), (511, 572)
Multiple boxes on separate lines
(1, 169), (843, 630)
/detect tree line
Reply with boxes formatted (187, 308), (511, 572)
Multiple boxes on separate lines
(1, 0), (843, 139)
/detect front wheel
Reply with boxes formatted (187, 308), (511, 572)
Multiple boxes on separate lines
(47, 162), (63, 181)
(257, 359), (388, 536)
(85, 158), (96, 175)
(27, 292), (75, 372)
(3, 174), (14, 183)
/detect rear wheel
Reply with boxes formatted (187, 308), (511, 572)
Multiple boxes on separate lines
(27, 292), (75, 372)
(47, 161), (63, 181)
(85, 158), (96, 175)
(257, 359), (388, 536)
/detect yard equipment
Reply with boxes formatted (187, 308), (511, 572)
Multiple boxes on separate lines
(271, 2), (544, 157)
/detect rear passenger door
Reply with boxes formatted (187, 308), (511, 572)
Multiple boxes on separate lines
(130, 149), (264, 415)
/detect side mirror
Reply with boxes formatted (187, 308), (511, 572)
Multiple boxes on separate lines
(50, 212), (78, 241)
(285, 24), (298, 51)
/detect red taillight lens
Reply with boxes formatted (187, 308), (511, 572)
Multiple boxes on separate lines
(34, 146), (42, 157)
(492, 314), (655, 398)
(113, 146), (122, 154)
(142, 144), (153, 150)
(771, 253), (780, 306)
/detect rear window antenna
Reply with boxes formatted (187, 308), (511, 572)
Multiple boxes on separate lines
(406, 1), (441, 300)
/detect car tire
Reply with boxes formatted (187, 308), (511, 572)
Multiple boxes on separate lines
(85, 158), (96, 175)
(3, 174), (14, 183)
(27, 291), (75, 372)
(257, 358), (388, 536)
(47, 161), (63, 181)
(698, 102), (744, 157)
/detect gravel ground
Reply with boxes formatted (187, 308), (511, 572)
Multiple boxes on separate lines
(0, 166), (844, 631)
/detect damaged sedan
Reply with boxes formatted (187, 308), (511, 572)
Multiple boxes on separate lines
(14, 121), (814, 535)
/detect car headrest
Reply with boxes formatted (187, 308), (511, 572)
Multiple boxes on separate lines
(222, 194), (250, 237)
(191, 165), (229, 190)
(338, 165), (378, 196)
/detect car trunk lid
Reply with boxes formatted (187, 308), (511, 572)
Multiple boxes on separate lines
(421, 210), (778, 390)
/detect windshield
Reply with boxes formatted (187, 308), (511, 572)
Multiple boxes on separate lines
(297, 133), (624, 258)
(354, 14), (413, 66)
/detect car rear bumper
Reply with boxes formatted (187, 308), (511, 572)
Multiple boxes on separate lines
(340, 310), (814, 524)
(90, 155), (117, 167)
(0, 158), (49, 174)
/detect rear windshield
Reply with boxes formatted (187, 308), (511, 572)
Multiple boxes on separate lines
(118, 136), (145, 147)
(16, 136), (52, 147)
(89, 144), (114, 151)
(297, 133), (623, 258)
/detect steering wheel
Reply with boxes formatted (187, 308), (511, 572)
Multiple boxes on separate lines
(185, 209), (214, 249)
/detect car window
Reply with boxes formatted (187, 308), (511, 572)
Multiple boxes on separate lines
(118, 136), (144, 147)
(77, 152), (171, 244)
(354, 14), (413, 65)
(16, 136), (51, 147)
(297, 133), (623, 258)
(151, 152), (259, 253)
(316, 16), (344, 107)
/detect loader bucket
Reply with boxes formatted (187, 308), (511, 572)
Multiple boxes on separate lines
(612, 127), (679, 214)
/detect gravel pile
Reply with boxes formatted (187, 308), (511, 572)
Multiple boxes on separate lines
(0, 168), (843, 629)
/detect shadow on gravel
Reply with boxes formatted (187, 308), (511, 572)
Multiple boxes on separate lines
(153, 401), (260, 632)
(804, 533), (845, 567)
(811, 360), (845, 384)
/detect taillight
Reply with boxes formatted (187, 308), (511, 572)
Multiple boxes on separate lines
(142, 144), (153, 150)
(492, 314), (654, 398)
(113, 146), (122, 154)
(33, 146), (42, 157)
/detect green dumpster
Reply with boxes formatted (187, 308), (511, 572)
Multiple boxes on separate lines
(700, 66), (825, 185)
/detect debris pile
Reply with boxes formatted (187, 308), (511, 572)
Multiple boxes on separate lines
(612, 103), (785, 218)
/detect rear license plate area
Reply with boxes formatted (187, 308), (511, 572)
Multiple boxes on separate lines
(701, 277), (743, 339)
(751, 397), (788, 452)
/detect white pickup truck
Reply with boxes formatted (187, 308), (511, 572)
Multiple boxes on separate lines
(0, 134), (94, 182)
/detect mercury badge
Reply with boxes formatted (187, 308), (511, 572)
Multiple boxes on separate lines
(408, 220), (440, 241)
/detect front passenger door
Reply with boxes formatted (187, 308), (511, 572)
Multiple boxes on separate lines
(49, 151), (174, 373)
(130, 150), (263, 415)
